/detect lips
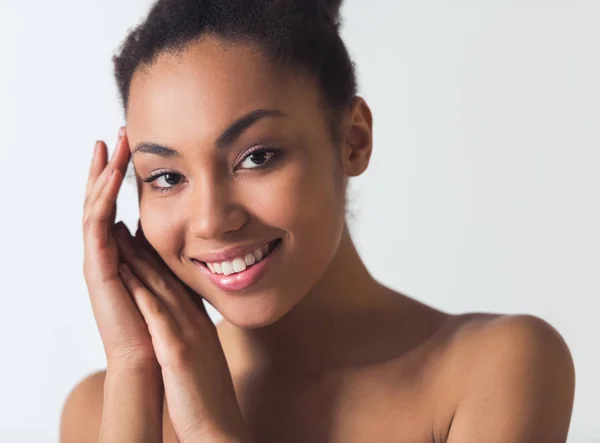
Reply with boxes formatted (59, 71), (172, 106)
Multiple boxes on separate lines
(190, 237), (281, 264)
(192, 238), (283, 292)
(193, 238), (281, 270)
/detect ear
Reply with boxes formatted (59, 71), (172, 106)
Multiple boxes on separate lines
(340, 96), (373, 178)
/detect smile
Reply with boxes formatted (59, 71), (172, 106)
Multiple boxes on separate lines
(200, 238), (280, 275)
(192, 238), (282, 292)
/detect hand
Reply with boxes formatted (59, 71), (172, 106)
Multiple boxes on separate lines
(115, 221), (250, 442)
(82, 128), (158, 369)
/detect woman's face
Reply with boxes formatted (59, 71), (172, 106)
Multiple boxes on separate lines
(126, 36), (348, 328)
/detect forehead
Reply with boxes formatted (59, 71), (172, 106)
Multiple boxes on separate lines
(126, 36), (320, 141)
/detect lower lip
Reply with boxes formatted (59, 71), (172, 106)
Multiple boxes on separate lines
(192, 240), (282, 292)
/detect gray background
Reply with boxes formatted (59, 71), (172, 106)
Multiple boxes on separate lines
(0, 0), (597, 441)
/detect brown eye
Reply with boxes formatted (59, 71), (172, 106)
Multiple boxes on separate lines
(239, 149), (277, 169)
(142, 171), (184, 192)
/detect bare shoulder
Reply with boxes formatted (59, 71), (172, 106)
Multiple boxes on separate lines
(60, 370), (106, 443)
(444, 312), (575, 382)
(438, 313), (576, 443)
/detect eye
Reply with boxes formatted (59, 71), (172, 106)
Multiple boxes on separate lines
(142, 171), (184, 192)
(238, 148), (278, 170)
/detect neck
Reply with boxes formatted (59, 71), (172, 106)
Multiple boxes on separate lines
(220, 224), (421, 378)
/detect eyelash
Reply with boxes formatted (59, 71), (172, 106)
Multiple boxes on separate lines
(141, 146), (281, 193)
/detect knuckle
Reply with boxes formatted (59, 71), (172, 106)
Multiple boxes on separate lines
(147, 297), (164, 316)
(128, 282), (147, 300)
(82, 215), (94, 233)
(82, 206), (104, 231)
(168, 341), (193, 368)
(151, 275), (169, 294)
(83, 191), (92, 207)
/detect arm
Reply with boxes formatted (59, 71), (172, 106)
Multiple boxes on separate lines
(69, 130), (165, 442)
(99, 362), (164, 443)
(60, 371), (105, 443)
(446, 315), (575, 443)
(59, 364), (164, 443)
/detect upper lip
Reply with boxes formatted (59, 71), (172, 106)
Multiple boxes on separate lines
(190, 238), (280, 264)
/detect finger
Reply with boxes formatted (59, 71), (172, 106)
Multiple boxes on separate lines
(180, 279), (210, 318)
(85, 128), (129, 210)
(133, 221), (167, 267)
(85, 141), (108, 200)
(83, 127), (131, 242)
(111, 127), (131, 178)
(88, 271), (151, 346)
(116, 229), (195, 331)
(132, 230), (210, 318)
(84, 127), (123, 210)
(83, 167), (123, 251)
(132, 221), (209, 318)
(108, 200), (118, 228)
(119, 263), (182, 353)
(94, 169), (123, 222)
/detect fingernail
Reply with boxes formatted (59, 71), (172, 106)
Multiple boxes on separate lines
(119, 127), (126, 138)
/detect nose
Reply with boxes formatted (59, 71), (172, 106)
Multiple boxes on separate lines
(187, 176), (248, 240)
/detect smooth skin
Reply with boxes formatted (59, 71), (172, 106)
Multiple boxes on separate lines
(61, 35), (575, 443)
(76, 129), (250, 442)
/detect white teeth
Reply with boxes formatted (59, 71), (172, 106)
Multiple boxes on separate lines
(203, 240), (279, 276)
(244, 253), (256, 266)
(221, 261), (234, 275)
(232, 258), (246, 273)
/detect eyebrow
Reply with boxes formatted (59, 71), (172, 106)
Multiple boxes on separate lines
(132, 108), (287, 158)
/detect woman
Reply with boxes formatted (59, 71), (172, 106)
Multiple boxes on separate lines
(61, 0), (576, 441)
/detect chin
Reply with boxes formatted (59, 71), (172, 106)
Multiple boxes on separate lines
(215, 291), (298, 329)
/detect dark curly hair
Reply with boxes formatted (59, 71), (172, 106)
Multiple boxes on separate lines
(112, 0), (358, 145)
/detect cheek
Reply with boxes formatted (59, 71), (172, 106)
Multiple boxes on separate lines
(243, 154), (343, 230)
(245, 154), (345, 271)
(139, 198), (185, 259)
(137, 151), (345, 271)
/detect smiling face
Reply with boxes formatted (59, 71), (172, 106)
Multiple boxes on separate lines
(125, 35), (352, 328)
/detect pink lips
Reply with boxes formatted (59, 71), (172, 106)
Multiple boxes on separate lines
(191, 238), (280, 264)
(192, 239), (282, 292)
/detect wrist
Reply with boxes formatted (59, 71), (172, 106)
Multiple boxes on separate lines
(101, 360), (164, 443)
(107, 357), (162, 378)
(179, 419), (252, 443)
(197, 429), (253, 443)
